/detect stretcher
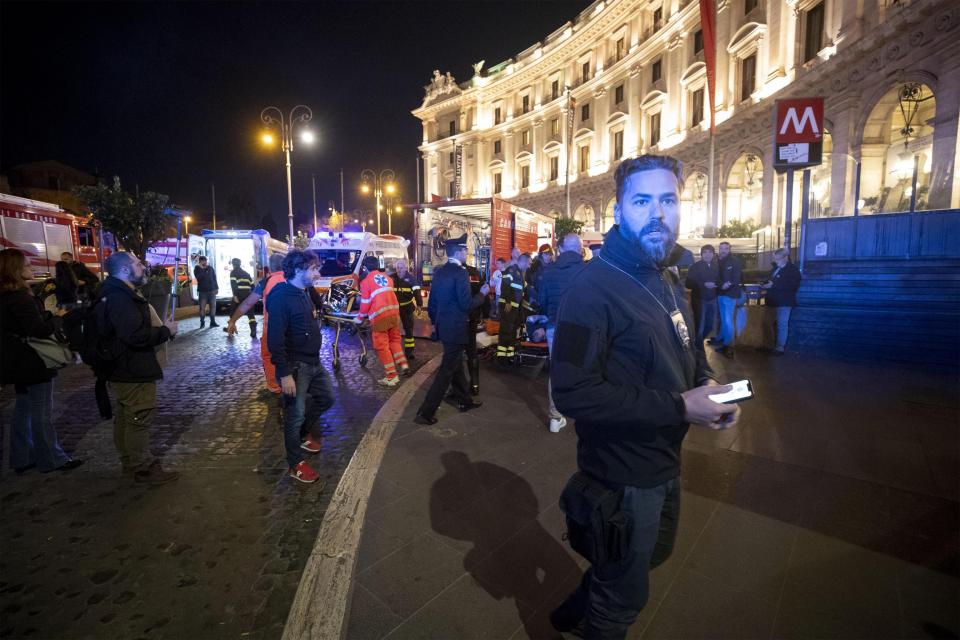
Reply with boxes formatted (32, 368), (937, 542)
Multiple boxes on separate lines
(320, 282), (370, 372)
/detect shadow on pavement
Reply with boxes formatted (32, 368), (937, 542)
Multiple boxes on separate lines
(429, 451), (579, 639)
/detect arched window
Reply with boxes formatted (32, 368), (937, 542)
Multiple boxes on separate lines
(725, 153), (763, 226)
(573, 203), (596, 232)
(859, 83), (936, 213)
(681, 171), (709, 237)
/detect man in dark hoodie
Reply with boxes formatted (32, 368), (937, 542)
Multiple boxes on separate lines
(537, 232), (584, 433)
(99, 251), (179, 484)
(549, 156), (741, 638)
(266, 250), (334, 484)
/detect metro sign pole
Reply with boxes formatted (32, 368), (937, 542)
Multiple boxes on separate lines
(774, 97), (824, 252)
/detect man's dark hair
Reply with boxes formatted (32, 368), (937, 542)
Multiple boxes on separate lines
(700, 244), (715, 255)
(105, 251), (135, 275)
(198, 256), (208, 263)
(282, 250), (319, 280)
(496, 257), (506, 265)
(363, 256), (381, 272)
(614, 155), (684, 204)
(231, 258), (242, 268)
(718, 241), (731, 248)
(61, 251), (73, 258)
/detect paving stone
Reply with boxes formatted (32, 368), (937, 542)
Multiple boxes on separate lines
(0, 315), (439, 639)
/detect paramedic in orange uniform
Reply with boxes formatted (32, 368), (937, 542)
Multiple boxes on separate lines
(357, 256), (410, 387)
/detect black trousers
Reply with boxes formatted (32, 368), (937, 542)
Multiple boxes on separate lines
(418, 340), (470, 417)
(400, 306), (416, 355)
(466, 315), (479, 390)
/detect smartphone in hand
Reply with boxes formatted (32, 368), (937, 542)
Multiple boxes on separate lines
(709, 379), (753, 404)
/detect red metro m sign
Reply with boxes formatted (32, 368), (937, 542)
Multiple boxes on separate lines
(774, 97), (824, 172)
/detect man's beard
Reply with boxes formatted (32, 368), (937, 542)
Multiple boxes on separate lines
(621, 217), (676, 263)
(132, 272), (148, 287)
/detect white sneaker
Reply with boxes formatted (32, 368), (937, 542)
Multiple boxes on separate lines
(377, 376), (400, 388)
(549, 417), (567, 433)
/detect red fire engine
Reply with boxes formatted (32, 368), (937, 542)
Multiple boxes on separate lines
(0, 192), (107, 277)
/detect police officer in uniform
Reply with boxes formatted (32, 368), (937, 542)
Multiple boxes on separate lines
(391, 259), (423, 360)
(229, 258), (257, 338)
(415, 234), (489, 425)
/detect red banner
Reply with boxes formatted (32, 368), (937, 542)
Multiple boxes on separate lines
(699, 0), (717, 132)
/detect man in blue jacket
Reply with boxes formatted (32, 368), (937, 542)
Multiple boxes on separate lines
(537, 232), (584, 433)
(266, 250), (334, 484)
(761, 247), (801, 354)
(549, 155), (741, 638)
(415, 235), (489, 425)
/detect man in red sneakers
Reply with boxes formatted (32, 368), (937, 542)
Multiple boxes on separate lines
(266, 250), (335, 483)
(358, 256), (410, 388)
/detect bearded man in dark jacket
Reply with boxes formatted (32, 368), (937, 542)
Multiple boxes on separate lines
(99, 252), (179, 484)
(549, 156), (742, 638)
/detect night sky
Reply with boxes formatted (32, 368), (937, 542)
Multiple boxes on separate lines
(1, 0), (588, 239)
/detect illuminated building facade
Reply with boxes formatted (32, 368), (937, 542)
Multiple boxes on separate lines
(413, 0), (960, 239)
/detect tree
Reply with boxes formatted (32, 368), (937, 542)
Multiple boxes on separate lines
(718, 219), (759, 238)
(554, 216), (585, 241)
(75, 177), (169, 260)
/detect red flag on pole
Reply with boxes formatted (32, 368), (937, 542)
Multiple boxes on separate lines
(699, 0), (717, 132)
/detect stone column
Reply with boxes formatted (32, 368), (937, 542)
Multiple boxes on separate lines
(828, 98), (858, 216)
(504, 130), (516, 193)
(533, 118), (545, 186)
(593, 87), (610, 166)
(628, 65), (643, 155)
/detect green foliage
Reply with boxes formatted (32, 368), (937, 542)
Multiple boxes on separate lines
(553, 216), (585, 241)
(285, 231), (311, 250)
(74, 177), (169, 260)
(718, 219), (760, 238)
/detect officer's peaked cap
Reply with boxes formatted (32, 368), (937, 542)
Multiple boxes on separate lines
(445, 233), (468, 252)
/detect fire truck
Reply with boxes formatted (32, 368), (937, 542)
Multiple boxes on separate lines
(0, 193), (107, 277)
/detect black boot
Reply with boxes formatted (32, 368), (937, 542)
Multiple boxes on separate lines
(250, 320), (258, 339)
(469, 360), (480, 395)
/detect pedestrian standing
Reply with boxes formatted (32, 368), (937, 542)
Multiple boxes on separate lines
(415, 234), (488, 425)
(61, 252), (98, 303)
(0, 249), (83, 474)
(99, 251), (179, 484)
(229, 258), (256, 338)
(550, 155), (741, 637)
(194, 256), (219, 328)
(714, 241), (743, 357)
(684, 244), (720, 344)
(266, 250), (335, 483)
(489, 257), (506, 319)
(227, 253), (286, 394)
(537, 233), (584, 433)
(358, 256), (410, 388)
(391, 258), (423, 360)
(53, 260), (80, 310)
(760, 247), (801, 355)
(464, 261), (485, 395)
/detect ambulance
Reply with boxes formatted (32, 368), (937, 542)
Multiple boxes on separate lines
(307, 230), (410, 303)
(202, 229), (289, 304)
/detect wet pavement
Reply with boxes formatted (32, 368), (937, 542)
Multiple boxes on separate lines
(347, 348), (959, 639)
(0, 314), (439, 640)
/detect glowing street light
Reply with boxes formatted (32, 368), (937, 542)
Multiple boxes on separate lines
(359, 169), (397, 235)
(184, 215), (192, 235)
(260, 104), (314, 242)
(261, 132), (275, 146)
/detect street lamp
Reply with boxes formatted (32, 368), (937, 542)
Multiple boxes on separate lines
(184, 215), (192, 236)
(359, 169), (396, 235)
(260, 105), (314, 242)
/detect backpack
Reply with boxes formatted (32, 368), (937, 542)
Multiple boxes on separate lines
(62, 300), (120, 372)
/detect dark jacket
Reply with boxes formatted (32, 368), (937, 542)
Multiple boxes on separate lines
(391, 271), (422, 311)
(427, 259), (485, 345)
(538, 251), (584, 326)
(54, 261), (79, 305)
(0, 287), (57, 385)
(764, 261), (801, 307)
(229, 267), (254, 300)
(99, 276), (171, 383)
(685, 259), (720, 302)
(71, 261), (99, 287)
(465, 265), (489, 320)
(194, 264), (218, 293)
(718, 254), (742, 298)
(551, 225), (716, 488)
(265, 281), (323, 378)
(498, 264), (524, 310)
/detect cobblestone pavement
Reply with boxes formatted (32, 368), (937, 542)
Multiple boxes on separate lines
(0, 314), (440, 640)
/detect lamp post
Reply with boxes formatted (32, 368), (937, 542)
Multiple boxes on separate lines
(260, 105), (314, 243)
(359, 169), (396, 235)
(184, 215), (192, 236)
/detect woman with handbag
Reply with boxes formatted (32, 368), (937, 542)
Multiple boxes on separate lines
(0, 249), (83, 473)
